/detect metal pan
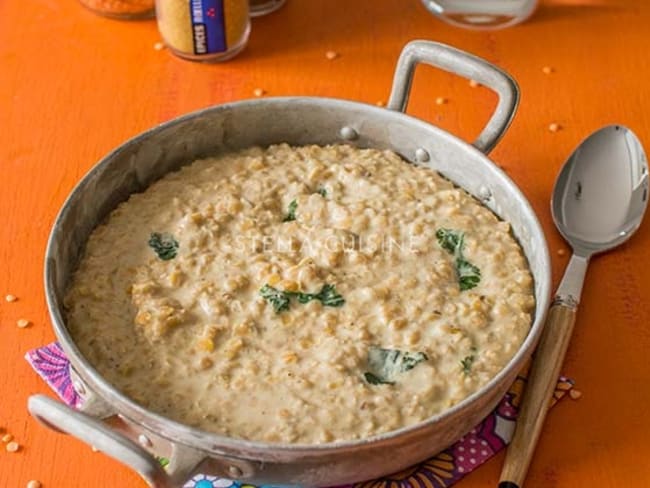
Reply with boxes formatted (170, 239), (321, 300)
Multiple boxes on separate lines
(28, 41), (551, 488)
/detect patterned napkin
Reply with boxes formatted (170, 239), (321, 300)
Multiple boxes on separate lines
(26, 343), (573, 488)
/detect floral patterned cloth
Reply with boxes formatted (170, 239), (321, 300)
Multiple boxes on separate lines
(25, 343), (574, 488)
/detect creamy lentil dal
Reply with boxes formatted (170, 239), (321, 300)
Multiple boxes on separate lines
(65, 144), (534, 444)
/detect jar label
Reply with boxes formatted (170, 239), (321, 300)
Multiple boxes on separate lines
(189, 0), (226, 54)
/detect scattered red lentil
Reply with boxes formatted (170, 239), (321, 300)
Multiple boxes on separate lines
(325, 50), (339, 60)
(153, 41), (165, 51)
(17, 319), (31, 329)
(542, 66), (554, 74)
(27, 480), (42, 488)
(375, 100), (386, 107)
(253, 88), (265, 97)
(2, 433), (14, 443)
(557, 248), (566, 256)
(569, 389), (583, 400)
(435, 97), (448, 105)
(5, 294), (17, 302)
(6, 441), (20, 452)
(469, 79), (480, 88)
(548, 122), (561, 132)
(78, 0), (154, 18)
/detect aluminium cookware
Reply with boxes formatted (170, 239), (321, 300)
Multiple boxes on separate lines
(28, 41), (551, 488)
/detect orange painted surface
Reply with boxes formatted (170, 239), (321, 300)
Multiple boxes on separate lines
(1, 0), (649, 486)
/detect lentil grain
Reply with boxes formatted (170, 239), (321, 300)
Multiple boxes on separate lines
(6, 441), (19, 452)
(325, 50), (339, 60)
(569, 389), (583, 400)
(5, 294), (17, 302)
(17, 319), (31, 329)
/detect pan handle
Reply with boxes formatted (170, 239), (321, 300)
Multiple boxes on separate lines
(387, 40), (519, 154)
(28, 395), (202, 488)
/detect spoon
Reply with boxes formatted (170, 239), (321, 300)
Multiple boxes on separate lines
(499, 125), (649, 488)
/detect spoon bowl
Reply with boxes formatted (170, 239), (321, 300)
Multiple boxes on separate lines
(552, 125), (648, 256)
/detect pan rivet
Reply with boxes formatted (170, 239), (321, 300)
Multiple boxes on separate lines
(72, 380), (86, 396)
(138, 434), (152, 448)
(228, 465), (244, 478)
(415, 148), (430, 162)
(478, 185), (492, 201)
(340, 126), (358, 141)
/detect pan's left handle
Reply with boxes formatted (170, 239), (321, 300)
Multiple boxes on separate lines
(387, 40), (519, 154)
(28, 395), (201, 488)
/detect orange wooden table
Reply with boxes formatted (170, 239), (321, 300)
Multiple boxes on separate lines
(2, 0), (650, 486)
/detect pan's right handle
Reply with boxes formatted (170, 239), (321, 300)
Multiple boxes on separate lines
(387, 40), (519, 154)
(28, 395), (197, 488)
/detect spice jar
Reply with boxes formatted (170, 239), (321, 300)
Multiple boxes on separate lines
(78, 0), (154, 19)
(156, 0), (250, 62)
(249, 0), (286, 17)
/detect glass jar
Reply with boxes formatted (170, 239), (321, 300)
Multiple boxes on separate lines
(78, 0), (154, 19)
(156, 0), (251, 62)
(421, 0), (538, 29)
(249, 0), (286, 17)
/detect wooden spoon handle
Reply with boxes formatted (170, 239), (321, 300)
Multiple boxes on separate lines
(498, 302), (577, 488)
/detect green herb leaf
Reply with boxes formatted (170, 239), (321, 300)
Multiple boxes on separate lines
(293, 284), (345, 307)
(148, 232), (178, 260)
(457, 258), (481, 291)
(260, 284), (291, 313)
(260, 283), (345, 312)
(363, 372), (394, 385)
(316, 187), (327, 197)
(436, 228), (481, 291)
(460, 354), (475, 375)
(364, 346), (428, 385)
(293, 292), (314, 304)
(436, 228), (464, 255)
(283, 199), (298, 222)
(315, 284), (345, 307)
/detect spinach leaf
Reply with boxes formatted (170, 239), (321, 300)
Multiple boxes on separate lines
(363, 372), (394, 385)
(148, 232), (179, 260)
(283, 199), (298, 222)
(461, 348), (477, 375)
(260, 283), (345, 312)
(456, 258), (481, 291)
(364, 346), (428, 385)
(436, 228), (481, 291)
(460, 354), (475, 375)
(316, 187), (327, 197)
(315, 284), (345, 307)
(259, 285), (291, 313)
(294, 284), (345, 307)
(436, 228), (464, 255)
